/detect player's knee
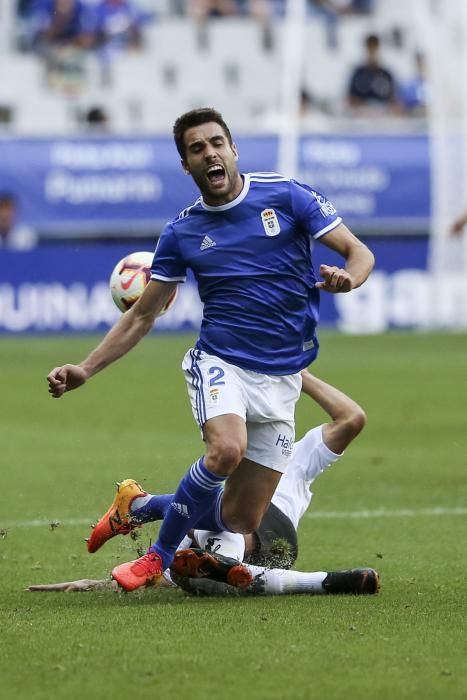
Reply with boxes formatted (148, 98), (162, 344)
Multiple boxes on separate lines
(205, 441), (245, 475)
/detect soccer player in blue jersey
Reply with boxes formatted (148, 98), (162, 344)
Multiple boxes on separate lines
(47, 107), (374, 592)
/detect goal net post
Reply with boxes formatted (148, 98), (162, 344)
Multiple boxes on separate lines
(426, 0), (467, 327)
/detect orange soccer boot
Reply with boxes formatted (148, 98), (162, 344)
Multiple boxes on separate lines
(112, 551), (164, 592)
(171, 548), (253, 589)
(86, 479), (147, 553)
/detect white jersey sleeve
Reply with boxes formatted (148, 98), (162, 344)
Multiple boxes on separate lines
(271, 425), (342, 529)
(289, 425), (342, 483)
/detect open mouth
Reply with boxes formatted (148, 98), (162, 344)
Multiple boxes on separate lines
(206, 164), (226, 185)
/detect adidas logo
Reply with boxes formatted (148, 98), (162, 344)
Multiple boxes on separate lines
(171, 502), (190, 518)
(200, 235), (217, 251)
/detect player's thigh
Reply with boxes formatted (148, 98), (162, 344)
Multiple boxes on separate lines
(222, 458), (283, 533)
(182, 348), (247, 427)
(246, 371), (302, 423)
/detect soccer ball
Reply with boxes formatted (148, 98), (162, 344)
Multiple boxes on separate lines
(109, 251), (178, 314)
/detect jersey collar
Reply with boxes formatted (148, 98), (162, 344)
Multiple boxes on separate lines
(201, 174), (250, 211)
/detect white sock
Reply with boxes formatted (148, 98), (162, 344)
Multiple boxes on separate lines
(246, 565), (327, 595)
(194, 530), (245, 562)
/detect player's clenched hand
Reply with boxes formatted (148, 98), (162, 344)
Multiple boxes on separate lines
(315, 264), (353, 293)
(47, 364), (87, 398)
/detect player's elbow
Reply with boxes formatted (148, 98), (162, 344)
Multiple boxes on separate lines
(341, 406), (367, 439)
(132, 302), (158, 334)
(326, 407), (367, 453)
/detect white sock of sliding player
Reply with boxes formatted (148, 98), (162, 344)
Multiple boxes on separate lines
(247, 565), (327, 594)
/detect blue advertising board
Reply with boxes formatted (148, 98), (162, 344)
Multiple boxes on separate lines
(298, 134), (430, 231)
(0, 134), (430, 236)
(0, 237), (441, 335)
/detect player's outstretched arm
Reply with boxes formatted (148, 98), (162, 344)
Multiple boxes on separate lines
(315, 223), (374, 293)
(28, 573), (175, 592)
(300, 370), (366, 454)
(27, 579), (118, 592)
(47, 280), (177, 398)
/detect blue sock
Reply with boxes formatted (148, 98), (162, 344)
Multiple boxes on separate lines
(131, 489), (229, 530)
(194, 488), (231, 531)
(130, 494), (174, 523)
(150, 457), (226, 569)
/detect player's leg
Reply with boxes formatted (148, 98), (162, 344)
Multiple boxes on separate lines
(112, 350), (249, 591)
(111, 413), (246, 591)
(215, 368), (302, 534)
(173, 558), (380, 596)
(245, 564), (380, 595)
(192, 388), (298, 536)
(221, 458), (282, 532)
(151, 412), (247, 556)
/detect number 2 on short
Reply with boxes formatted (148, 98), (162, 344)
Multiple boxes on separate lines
(208, 366), (225, 387)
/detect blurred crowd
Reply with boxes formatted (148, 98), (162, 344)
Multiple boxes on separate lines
(15, 0), (375, 59)
(17, 0), (151, 54)
(12, 1), (424, 113)
(346, 33), (427, 117)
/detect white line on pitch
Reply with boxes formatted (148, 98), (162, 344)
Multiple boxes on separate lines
(305, 507), (467, 519)
(0, 518), (91, 529)
(1, 507), (466, 529)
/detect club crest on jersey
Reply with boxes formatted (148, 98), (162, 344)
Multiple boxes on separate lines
(261, 209), (281, 237)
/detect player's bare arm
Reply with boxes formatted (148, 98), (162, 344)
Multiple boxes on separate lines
(27, 579), (118, 592)
(300, 370), (366, 454)
(315, 223), (375, 293)
(47, 280), (177, 398)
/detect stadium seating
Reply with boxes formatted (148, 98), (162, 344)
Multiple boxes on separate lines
(0, 1), (426, 134)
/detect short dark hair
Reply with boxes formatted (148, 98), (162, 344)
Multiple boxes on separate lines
(365, 34), (380, 49)
(86, 106), (108, 124)
(173, 107), (233, 159)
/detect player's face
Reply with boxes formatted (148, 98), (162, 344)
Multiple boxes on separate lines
(181, 122), (243, 205)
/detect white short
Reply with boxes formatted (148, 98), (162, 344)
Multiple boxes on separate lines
(271, 425), (342, 529)
(182, 348), (302, 473)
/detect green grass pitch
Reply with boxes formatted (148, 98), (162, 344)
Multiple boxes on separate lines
(1, 332), (466, 700)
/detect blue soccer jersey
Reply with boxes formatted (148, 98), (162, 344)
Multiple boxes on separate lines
(151, 172), (342, 375)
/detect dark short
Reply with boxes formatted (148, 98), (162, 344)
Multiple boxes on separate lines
(246, 502), (298, 569)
